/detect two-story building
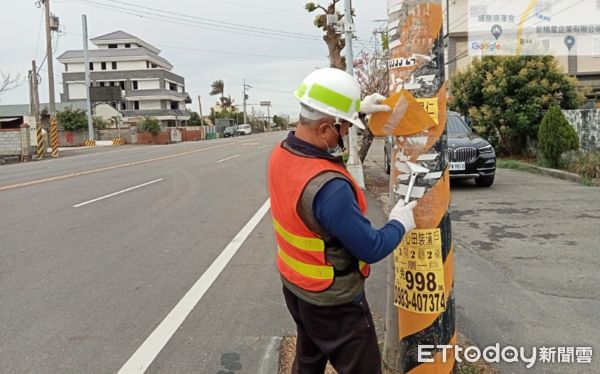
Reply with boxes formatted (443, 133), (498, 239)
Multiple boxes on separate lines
(57, 31), (191, 126)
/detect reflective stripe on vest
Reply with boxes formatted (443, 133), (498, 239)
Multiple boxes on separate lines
(268, 143), (370, 292)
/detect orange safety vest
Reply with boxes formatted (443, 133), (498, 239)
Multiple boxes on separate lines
(268, 143), (370, 292)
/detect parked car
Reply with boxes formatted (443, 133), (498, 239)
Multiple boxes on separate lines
(384, 111), (496, 187)
(223, 126), (237, 138)
(237, 124), (252, 136)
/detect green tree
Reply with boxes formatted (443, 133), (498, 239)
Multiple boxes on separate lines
(189, 112), (205, 126)
(137, 117), (161, 135)
(209, 79), (236, 110)
(538, 104), (579, 167)
(93, 116), (109, 129)
(57, 107), (87, 131)
(450, 56), (585, 155)
(272, 115), (290, 129)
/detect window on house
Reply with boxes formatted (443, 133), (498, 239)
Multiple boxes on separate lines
(65, 64), (68, 72)
(151, 63), (157, 68)
(99, 82), (105, 87)
(112, 61), (117, 70)
(133, 101), (139, 110)
(170, 101), (179, 110)
(89, 62), (94, 71)
(119, 81), (125, 90)
(108, 44), (118, 49)
(125, 43), (131, 48)
(132, 80), (138, 90)
(121, 102), (127, 110)
(101, 62), (107, 70)
(169, 82), (177, 91)
(146, 61), (150, 69)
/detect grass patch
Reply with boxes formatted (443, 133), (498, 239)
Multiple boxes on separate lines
(496, 159), (542, 174)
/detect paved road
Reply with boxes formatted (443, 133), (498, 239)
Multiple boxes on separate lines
(0, 132), (390, 374)
(452, 170), (600, 373)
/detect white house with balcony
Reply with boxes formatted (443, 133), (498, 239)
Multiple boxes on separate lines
(57, 31), (191, 126)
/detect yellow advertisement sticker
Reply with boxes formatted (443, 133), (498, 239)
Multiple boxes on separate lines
(416, 98), (439, 125)
(394, 228), (446, 314)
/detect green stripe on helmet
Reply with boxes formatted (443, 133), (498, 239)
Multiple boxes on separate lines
(355, 100), (361, 112)
(296, 83), (307, 98)
(308, 83), (353, 113)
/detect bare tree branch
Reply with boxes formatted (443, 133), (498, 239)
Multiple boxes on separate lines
(0, 71), (23, 95)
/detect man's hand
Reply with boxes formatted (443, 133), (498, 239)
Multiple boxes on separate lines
(360, 93), (391, 114)
(389, 200), (417, 233)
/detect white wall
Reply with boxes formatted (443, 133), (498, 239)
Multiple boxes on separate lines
(137, 79), (160, 90)
(138, 100), (162, 110)
(68, 83), (87, 100)
(116, 61), (147, 70)
(67, 63), (85, 73)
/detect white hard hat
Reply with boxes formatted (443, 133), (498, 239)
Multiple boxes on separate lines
(294, 68), (364, 129)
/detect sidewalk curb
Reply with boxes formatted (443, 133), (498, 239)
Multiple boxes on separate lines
(500, 161), (583, 184)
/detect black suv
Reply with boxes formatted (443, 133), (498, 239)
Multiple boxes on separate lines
(384, 111), (496, 187)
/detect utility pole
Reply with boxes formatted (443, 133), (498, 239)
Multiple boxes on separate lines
(342, 0), (365, 189)
(82, 14), (94, 141)
(43, 0), (56, 117)
(32, 60), (44, 159)
(197, 95), (203, 123)
(43, 0), (59, 157)
(377, 1), (455, 373)
(28, 70), (35, 116)
(242, 79), (251, 124)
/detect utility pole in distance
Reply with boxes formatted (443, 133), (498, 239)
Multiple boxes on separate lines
(242, 79), (251, 124)
(342, 0), (365, 189)
(43, 0), (60, 157)
(82, 14), (94, 141)
(197, 95), (204, 123)
(43, 0), (57, 118)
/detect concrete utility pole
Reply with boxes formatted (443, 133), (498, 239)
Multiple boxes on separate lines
(43, 0), (59, 157)
(380, 1), (455, 373)
(43, 0), (56, 118)
(82, 14), (94, 141)
(242, 79), (251, 125)
(32, 60), (44, 159)
(197, 95), (203, 123)
(342, 0), (365, 189)
(28, 70), (35, 116)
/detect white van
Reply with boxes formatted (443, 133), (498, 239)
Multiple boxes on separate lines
(237, 124), (252, 135)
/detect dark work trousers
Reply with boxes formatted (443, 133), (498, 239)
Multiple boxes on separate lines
(283, 286), (382, 374)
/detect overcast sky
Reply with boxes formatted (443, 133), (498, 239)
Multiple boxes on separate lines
(0, 0), (387, 118)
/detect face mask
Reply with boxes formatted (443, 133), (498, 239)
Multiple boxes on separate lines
(323, 124), (343, 156)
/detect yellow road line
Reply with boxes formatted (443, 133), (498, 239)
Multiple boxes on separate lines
(516, 0), (539, 56)
(0, 143), (232, 192)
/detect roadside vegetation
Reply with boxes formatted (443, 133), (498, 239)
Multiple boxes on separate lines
(450, 55), (598, 185)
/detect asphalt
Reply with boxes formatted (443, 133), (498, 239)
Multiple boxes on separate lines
(2, 134), (597, 373)
(0, 132), (389, 374)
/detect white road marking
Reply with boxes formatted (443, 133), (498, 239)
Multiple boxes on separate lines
(216, 154), (240, 163)
(117, 199), (271, 374)
(73, 179), (163, 208)
(258, 336), (283, 374)
(257, 145), (267, 150)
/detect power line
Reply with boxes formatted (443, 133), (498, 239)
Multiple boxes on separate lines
(158, 45), (323, 61)
(76, 0), (322, 42)
(205, 0), (305, 15)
